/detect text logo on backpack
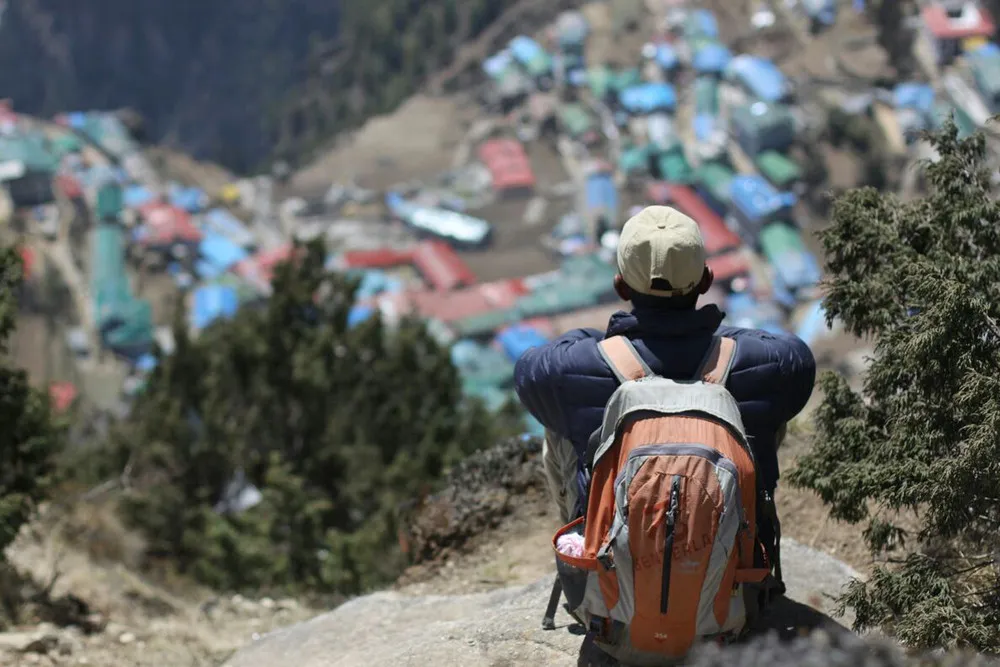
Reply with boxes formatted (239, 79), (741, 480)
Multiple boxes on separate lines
(551, 335), (779, 666)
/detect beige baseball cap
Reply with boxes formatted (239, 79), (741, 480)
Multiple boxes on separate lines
(616, 205), (707, 297)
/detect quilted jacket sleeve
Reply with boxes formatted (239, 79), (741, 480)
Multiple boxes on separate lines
(514, 327), (603, 439)
(716, 326), (817, 426)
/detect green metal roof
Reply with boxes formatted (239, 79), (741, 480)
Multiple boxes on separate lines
(559, 103), (594, 137)
(619, 144), (650, 175)
(523, 52), (554, 78)
(657, 148), (694, 184)
(516, 286), (597, 318)
(694, 161), (735, 203)
(95, 183), (124, 221)
(561, 253), (616, 280)
(755, 151), (802, 189)
(759, 222), (806, 261)
(51, 133), (83, 157)
(971, 49), (1000, 101)
(693, 76), (720, 115)
(102, 298), (154, 350)
(0, 133), (59, 173)
(610, 68), (642, 93)
(731, 103), (796, 134)
(588, 66), (613, 99)
(452, 308), (518, 337)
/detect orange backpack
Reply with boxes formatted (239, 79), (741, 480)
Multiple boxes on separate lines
(549, 335), (782, 665)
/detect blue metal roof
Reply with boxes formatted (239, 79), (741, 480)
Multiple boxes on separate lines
(692, 42), (732, 73)
(728, 175), (797, 222)
(124, 184), (154, 209)
(688, 9), (719, 39)
(483, 50), (514, 79)
(619, 82), (677, 114)
(202, 208), (254, 246)
(893, 82), (935, 114)
(585, 172), (618, 213)
(190, 284), (239, 331)
(655, 43), (679, 70)
(693, 114), (718, 142)
(727, 55), (787, 102)
(66, 112), (88, 129)
(795, 299), (830, 347)
(508, 36), (546, 65)
(168, 183), (208, 213)
(495, 324), (548, 362)
(347, 305), (376, 329)
(199, 231), (249, 272)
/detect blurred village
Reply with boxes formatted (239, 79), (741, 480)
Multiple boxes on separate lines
(4, 0), (1000, 435)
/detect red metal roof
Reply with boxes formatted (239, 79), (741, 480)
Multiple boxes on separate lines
(707, 250), (751, 283)
(410, 288), (491, 321)
(48, 381), (78, 413)
(659, 184), (741, 257)
(55, 173), (83, 200)
(20, 247), (34, 280)
(235, 243), (294, 285)
(922, 3), (995, 39)
(137, 202), (202, 246)
(407, 277), (526, 322)
(475, 277), (529, 306)
(646, 180), (672, 204)
(477, 138), (537, 192)
(341, 247), (414, 270)
(410, 241), (477, 291)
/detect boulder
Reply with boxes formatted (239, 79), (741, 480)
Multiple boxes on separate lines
(224, 538), (861, 667)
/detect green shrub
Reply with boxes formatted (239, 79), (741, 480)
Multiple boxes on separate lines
(112, 240), (522, 594)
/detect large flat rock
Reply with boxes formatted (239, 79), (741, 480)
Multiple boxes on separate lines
(224, 538), (861, 667)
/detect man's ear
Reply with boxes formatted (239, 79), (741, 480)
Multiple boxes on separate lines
(613, 274), (632, 302)
(697, 266), (714, 295)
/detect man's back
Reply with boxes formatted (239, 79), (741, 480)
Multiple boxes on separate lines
(513, 303), (816, 492)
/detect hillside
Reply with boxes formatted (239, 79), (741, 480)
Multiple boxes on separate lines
(0, 0), (560, 172)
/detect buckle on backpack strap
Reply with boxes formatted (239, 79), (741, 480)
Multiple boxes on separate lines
(588, 615), (609, 640)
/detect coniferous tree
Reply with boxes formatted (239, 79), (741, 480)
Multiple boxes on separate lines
(0, 246), (63, 628)
(789, 122), (1000, 650)
(113, 240), (522, 594)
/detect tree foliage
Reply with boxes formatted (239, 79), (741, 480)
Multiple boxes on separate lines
(789, 122), (1000, 650)
(0, 247), (62, 558)
(108, 240), (522, 594)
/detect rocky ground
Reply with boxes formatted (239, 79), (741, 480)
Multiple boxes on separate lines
(0, 411), (874, 667)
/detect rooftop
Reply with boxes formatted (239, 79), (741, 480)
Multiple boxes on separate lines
(922, 2), (995, 39)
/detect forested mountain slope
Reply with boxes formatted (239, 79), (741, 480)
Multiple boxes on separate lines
(0, 0), (519, 171)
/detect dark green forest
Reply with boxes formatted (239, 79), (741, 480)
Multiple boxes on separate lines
(0, 0), (518, 171)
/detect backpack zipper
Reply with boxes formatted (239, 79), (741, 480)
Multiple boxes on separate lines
(661, 476), (681, 614)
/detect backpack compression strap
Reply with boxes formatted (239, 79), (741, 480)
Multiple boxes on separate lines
(598, 335), (653, 383)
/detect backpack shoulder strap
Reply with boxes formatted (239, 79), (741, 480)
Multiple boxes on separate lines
(598, 335), (653, 383)
(694, 336), (737, 385)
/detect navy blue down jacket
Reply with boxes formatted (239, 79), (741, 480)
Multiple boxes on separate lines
(513, 303), (816, 494)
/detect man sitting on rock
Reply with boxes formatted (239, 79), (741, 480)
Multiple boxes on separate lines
(514, 205), (816, 536)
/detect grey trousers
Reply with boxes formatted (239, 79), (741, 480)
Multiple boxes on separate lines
(543, 429), (580, 524)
